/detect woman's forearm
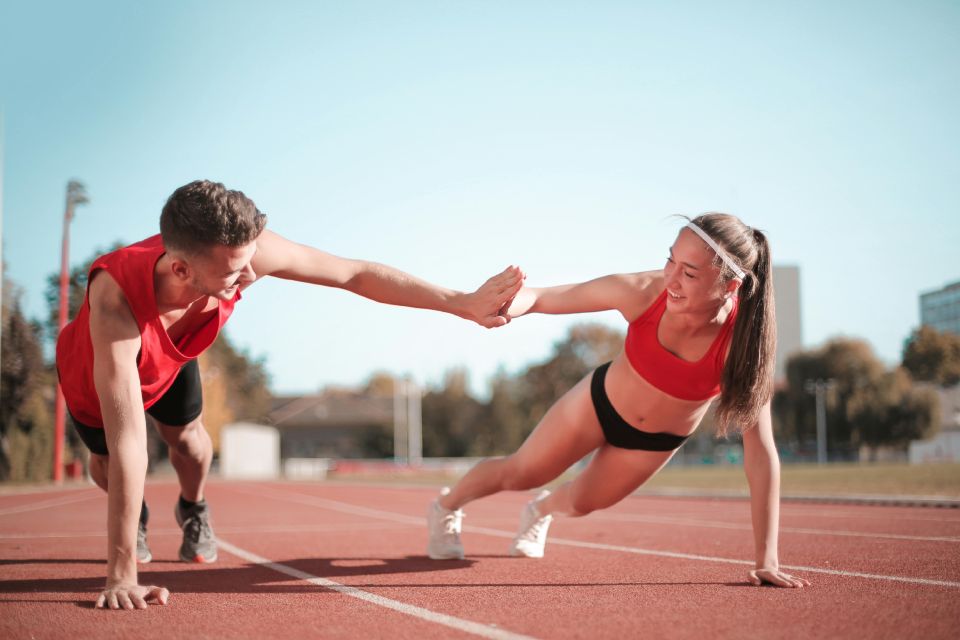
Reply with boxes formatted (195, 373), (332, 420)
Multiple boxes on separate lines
(745, 447), (781, 568)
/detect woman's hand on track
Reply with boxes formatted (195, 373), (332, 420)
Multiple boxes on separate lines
(96, 583), (170, 609)
(748, 568), (810, 588)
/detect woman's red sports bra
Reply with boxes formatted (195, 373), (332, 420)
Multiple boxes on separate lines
(623, 290), (738, 401)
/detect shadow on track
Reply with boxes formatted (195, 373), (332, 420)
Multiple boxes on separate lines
(0, 553), (753, 607)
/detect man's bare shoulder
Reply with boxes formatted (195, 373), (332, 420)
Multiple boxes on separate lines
(88, 269), (126, 311)
(87, 269), (138, 334)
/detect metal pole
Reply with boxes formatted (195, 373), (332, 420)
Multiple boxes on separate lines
(0, 111), (4, 376)
(53, 180), (87, 483)
(52, 202), (72, 483)
(815, 382), (827, 465)
(393, 377), (406, 464)
(407, 377), (421, 467)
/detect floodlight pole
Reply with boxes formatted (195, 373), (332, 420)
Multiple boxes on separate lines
(407, 376), (422, 467)
(53, 180), (88, 483)
(393, 377), (407, 464)
(804, 378), (836, 465)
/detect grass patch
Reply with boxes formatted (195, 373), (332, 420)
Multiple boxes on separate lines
(641, 462), (960, 497)
(319, 461), (960, 498)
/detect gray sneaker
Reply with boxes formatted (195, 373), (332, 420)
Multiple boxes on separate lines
(175, 501), (218, 563)
(136, 521), (152, 564)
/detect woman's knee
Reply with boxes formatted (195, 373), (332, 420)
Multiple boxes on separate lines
(567, 484), (615, 517)
(567, 495), (598, 517)
(500, 456), (551, 492)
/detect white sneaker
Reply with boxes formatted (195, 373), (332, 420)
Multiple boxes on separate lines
(427, 487), (465, 560)
(508, 490), (553, 558)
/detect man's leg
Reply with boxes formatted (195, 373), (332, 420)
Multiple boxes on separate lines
(147, 359), (216, 563)
(88, 452), (109, 491)
(153, 415), (217, 563)
(153, 417), (212, 503)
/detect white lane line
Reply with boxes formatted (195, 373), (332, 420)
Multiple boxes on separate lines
(0, 492), (100, 516)
(218, 538), (536, 640)
(0, 522), (416, 540)
(462, 525), (960, 589)
(593, 513), (960, 543)
(233, 486), (960, 589)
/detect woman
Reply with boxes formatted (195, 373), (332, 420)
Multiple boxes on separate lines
(427, 213), (809, 588)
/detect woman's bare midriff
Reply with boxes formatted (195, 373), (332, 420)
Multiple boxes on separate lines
(603, 352), (714, 438)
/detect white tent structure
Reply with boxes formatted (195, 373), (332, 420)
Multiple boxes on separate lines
(220, 422), (280, 479)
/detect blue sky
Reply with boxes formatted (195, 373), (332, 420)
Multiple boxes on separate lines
(2, 1), (958, 396)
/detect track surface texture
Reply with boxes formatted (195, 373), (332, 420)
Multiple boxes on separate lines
(2, 479), (958, 639)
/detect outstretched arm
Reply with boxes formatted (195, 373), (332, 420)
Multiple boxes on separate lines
(503, 271), (662, 322)
(89, 272), (170, 609)
(251, 230), (523, 328)
(742, 401), (810, 588)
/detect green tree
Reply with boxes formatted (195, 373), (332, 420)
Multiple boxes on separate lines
(776, 338), (939, 457)
(516, 323), (623, 433)
(422, 367), (483, 457)
(469, 323), (624, 456)
(204, 332), (272, 423)
(902, 326), (960, 387)
(776, 339), (884, 453)
(847, 367), (940, 456)
(1, 278), (54, 482)
(470, 368), (528, 456)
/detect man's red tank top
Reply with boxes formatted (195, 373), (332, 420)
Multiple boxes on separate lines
(55, 235), (241, 428)
(623, 290), (738, 401)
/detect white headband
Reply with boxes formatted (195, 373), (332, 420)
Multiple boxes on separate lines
(685, 222), (746, 279)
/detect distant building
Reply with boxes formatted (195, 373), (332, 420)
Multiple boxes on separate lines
(772, 265), (802, 384)
(920, 280), (960, 335)
(268, 389), (394, 459)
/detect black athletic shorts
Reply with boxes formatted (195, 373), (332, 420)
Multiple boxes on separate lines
(591, 361), (691, 451)
(69, 359), (204, 456)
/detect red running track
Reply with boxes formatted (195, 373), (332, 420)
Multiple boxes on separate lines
(1, 479), (958, 639)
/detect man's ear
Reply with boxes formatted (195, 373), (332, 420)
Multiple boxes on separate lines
(169, 254), (193, 282)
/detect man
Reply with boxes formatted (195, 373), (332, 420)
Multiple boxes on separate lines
(55, 180), (523, 610)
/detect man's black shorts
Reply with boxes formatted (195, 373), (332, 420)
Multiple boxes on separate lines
(69, 359), (203, 456)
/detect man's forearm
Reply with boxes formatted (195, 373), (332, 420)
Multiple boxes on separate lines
(105, 432), (148, 585)
(342, 262), (466, 317)
(94, 364), (149, 588)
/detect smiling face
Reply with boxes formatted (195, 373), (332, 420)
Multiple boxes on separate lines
(663, 228), (739, 314)
(174, 242), (259, 301)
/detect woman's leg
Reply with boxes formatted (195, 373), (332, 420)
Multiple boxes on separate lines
(440, 372), (606, 511)
(539, 444), (676, 517)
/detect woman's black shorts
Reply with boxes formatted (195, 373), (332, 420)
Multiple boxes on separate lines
(591, 361), (690, 452)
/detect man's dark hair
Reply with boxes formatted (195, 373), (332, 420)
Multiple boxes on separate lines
(160, 180), (267, 255)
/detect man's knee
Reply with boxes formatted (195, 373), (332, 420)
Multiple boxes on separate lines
(157, 417), (208, 454)
(89, 453), (109, 490)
